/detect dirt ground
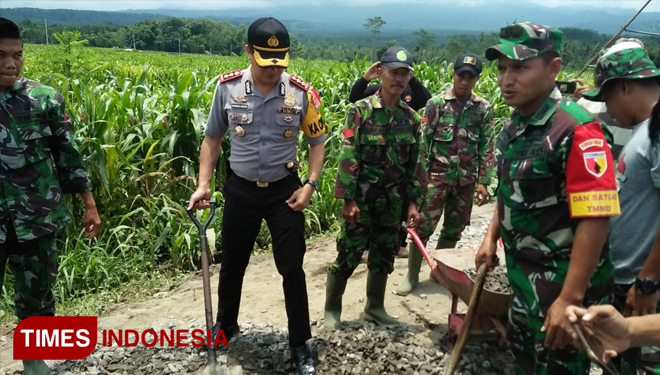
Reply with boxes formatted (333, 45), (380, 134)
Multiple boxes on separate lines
(0, 203), (497, 373)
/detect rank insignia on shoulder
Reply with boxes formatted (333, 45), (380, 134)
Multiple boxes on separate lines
(289, 75), (311, 91)
(220, 70), (242, 83)
(284, 129), (293, 138)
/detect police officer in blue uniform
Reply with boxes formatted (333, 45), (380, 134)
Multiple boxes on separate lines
(188, 17), (325, 375)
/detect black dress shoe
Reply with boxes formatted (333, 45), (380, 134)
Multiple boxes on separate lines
(291, 342), (316, 375)
(211, 322), (239, 347)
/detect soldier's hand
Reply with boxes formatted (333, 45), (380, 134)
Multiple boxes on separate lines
(342, 199), (360, 226)
(475, 238), (498, 271)
(188, 187), (212, 211)
(476, 184), (489, 207)
(286, 185), (313, 212)
(363, 62), (380, 81)
(565, 304), (631, 363)
(407, 203), (420, 229)
(573, 79), (589, 99)
(542, 297), (577, 349)
(83, 206), (102, 239)
(626, 286), (659, 317)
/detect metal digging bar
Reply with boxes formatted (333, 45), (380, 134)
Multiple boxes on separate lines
(186, 200), (218, 370)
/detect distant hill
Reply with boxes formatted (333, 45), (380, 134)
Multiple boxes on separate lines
(0, 7), (166, 25)
(2, 3), (659, 42)
(117, 2), (660, 35)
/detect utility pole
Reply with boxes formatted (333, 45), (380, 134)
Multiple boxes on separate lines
(44, 19), (48, 45)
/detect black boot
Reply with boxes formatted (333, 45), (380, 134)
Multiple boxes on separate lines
(291, 342), (316, 375)
(211, 322), (239, 347)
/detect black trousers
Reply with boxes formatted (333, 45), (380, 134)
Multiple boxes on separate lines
(216, 172), (311, 343)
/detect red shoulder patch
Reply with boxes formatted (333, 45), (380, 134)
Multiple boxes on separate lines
(219, 70), (242, 83)
(290, 74), (311, 91)
(566, 121), (620, 218)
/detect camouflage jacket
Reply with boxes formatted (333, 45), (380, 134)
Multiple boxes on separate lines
(0, 76), (92, 243)
(334, 92), (428, 208)
(422, 88), (494, 187)
(496, 87), (619, 313)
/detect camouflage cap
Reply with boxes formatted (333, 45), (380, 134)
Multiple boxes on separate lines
(582, 45), (660, 102)
(485, 22), (563, 61)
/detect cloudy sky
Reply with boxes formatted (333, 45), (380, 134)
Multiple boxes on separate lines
(2, 0), (659, 11)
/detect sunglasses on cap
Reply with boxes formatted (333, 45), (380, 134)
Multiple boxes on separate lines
(499, 25), (525, 40)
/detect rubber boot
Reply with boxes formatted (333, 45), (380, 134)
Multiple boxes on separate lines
(430, 238), (458, 283)
(22, 360), (51, 375)
(396, 242), (424, 296)
(323, 271), (347, 331)
(361, 271), (399, 327)
(434, 238), (458, 250)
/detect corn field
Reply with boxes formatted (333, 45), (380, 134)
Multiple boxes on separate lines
(0, 44), (581, 318)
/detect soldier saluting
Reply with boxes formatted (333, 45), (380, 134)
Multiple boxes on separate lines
(187, 17), (325, 375)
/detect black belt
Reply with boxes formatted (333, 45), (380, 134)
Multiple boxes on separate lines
(231, 171), (298, 189)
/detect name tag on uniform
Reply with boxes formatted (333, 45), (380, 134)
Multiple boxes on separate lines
(278, 107), (301, 114)
(231, 103), (249, 109)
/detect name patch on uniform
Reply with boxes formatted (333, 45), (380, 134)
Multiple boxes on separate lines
(569, 191), (621, 216)
(583, 151), (607, 178)
(231, 103), (249, 109)
(514, 146), (546, 160)
(278, 107), (301, 114)
(579, 138), (604, 150)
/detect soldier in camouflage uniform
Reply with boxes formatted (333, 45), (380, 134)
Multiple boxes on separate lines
(581, 43), (660, 375)
(397, 53), (494, 296)
(475, 22), (619, 375)
(324, 46), (428, 330)
(572, 38), (644, 161)
(0, 18), (101, 375)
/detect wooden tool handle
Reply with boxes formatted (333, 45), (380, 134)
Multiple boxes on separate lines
(443, 263), (489, 375)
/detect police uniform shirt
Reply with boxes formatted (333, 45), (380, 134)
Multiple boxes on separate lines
(205, 68), (325, 183)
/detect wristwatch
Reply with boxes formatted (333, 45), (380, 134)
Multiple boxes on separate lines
(304, 179), (319, 191)
(635, 277), (660, 295)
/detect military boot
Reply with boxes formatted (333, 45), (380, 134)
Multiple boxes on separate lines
(430, 238), (458, 282)
(361, 271), (398, 327)
(396, 242), (424, 296)
(323, 271), (348, 331)
(22, 360), (51, 375)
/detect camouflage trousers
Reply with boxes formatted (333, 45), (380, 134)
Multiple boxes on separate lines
(508, 295), (592, 375)
(613, 283), (660, 375)
(416, 179), (475, 242)
(0, 226), (58, 320)
(505, 252), (613, 374)
(330, 191), (404, 279)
